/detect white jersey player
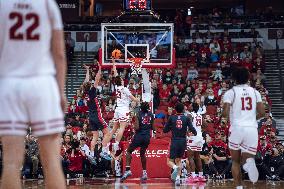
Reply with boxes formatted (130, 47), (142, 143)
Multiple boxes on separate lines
(187, 103), (206, 182)
(0, 0), (66, 188)
(223, 67), (265, 188)
(101, 59), (139, 159)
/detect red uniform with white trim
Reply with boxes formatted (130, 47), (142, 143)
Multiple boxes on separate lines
(113, 86), (132, 122)
(223, 84), (262, 155)
(187, 112), (204, 152)
(0, 0), (64, 136)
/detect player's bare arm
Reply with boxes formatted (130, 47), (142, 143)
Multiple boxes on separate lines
(130, 94), (139, 103)
(222, 102), (231, 119)
(93, 64), (102, 88)
(133, 114), (140, 130)
(51, 29), (67, 111)
(83, 64), (90, 83)
(201, 116), (208, 131)
(112, 58), (118, 77)
(256, 102), (265, 120)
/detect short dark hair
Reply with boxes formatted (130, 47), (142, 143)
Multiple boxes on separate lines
(115, 76), (122, 86)
(192, 103), (199, 113)
(140, 102), (149, 113)
(232, 67), (250, 85)
(175, 103), (184, 113)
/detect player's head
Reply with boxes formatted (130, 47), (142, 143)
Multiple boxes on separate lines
(232, 67), (250, 85)
(140, 102), (150, 113)
(175, 103), (184, 114)
(192, 103), (199, 113)
(115, 76), (123, 86)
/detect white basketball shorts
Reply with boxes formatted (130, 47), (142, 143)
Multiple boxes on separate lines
(113, 107), (130, 123)
(228, 126), (258, 155)
(187, 135), (204, 152)
(0, 76), (64, 136)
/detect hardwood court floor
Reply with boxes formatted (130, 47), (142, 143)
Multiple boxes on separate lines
(21, 178), (284, 189)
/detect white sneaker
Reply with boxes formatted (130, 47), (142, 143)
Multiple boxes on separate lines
(243, 158), (259, 183)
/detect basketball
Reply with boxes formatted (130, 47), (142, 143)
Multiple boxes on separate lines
(112, 49), (122, 59)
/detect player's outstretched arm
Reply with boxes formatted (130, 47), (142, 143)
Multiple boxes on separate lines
(222, 103), (230, 119)
(51, 29), (67, 111)
(133, 114), (140, 130)
(256, 102), (265, 120)
(83, 64), (90, 83)
(112, 58), (118, 77)
(93, 64), (102, 88)
(130, 94), (139, 103)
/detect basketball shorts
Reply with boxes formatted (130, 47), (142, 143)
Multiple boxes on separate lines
(187, 135), (204, 152)
(89, 110), (108, 131)
(113, 107), (129, 123)
(169, 138), (187, 159)
(228, 126), (258, 155)
(129, 134), (150, 150)
(0, 76), (64, 136)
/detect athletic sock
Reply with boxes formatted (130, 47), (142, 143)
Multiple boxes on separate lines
(199, 172), (203, 177)
(143, 170), (147, 175)
(236, 186), (243, 189)
(176, 175), (180, 180)
(191, 172), (196, 177)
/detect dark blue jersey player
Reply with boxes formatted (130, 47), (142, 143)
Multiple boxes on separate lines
(163, 103), (197, 186)
(83, 63), (111, 160)
(121, 102), (154, 182)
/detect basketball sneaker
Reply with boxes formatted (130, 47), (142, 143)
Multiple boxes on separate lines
(121, 170), (132, 182)
(243, 158), (259, 183)
(196, 175), (207, 182)
(175, 178), (181, 186)
(141, 172), (148, 181)
(171, 167), (178, 181)
(186, 176), (196, 183)
(100, 151), (112, 161)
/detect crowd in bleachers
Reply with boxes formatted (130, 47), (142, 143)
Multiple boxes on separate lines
(6, 10), (284, 181)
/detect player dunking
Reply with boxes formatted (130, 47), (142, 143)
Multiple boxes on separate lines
(0, 0), (66, 188)
(83, 64), (112, 159)
(187, 103), (207, 183)
(101, 59), (139, 159)
(222, 67), (265, 189)
(121, 102), (154, 182)
(163, 103), (197, 186)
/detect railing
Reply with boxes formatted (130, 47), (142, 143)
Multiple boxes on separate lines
(276, 38), (284, 102)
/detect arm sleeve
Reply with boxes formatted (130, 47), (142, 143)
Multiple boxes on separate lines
(47, 0), (63, 30)
(163, 116), (172, 133)
(223, 89), (234, 104)
(187, 117), (197, 136)
(255, 90), (262, 103)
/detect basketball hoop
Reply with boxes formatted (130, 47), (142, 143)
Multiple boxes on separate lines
(127, 58), (147, 75)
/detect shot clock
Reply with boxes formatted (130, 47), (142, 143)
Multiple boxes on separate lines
(123, 0), (152, 12)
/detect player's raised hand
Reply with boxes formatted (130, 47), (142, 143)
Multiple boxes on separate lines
(83, 64), (90, 70)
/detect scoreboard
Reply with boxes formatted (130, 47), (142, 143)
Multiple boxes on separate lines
(123, 0), (152, 12)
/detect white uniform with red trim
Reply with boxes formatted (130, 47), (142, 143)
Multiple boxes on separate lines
(113, 86), (131, 122)
(223, 84), (262, 155)
(187, 112), (204, 151)
(0, 0), (64, 136)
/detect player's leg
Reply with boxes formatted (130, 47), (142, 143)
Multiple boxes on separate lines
(38, 134), (66, 189)
(140, 136), (151, 180)
(102, 119), (119, 150)
(0, 136), (25, 189)
(121, 137), (137, 181)
(240, 127), (259, 183)
(90, 131), (99, 155)
(230, 149), (242, 187)
(228, 127), (244, 188)
(194, 151), (205, 181)
(113, 121), (127, 152)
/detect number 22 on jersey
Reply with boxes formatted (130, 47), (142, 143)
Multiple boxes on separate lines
(9, 12), (40, 40)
